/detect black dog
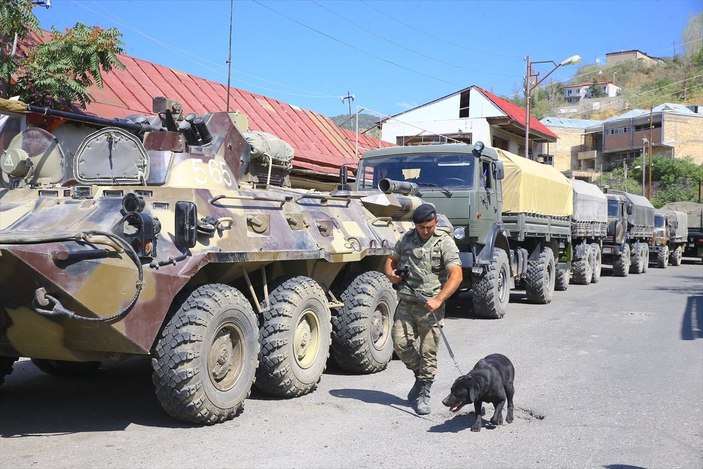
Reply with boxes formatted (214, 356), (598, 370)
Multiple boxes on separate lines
(442, 354), (515, 432)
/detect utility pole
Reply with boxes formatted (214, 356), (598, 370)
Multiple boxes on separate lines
(648, 106), (653, 199)
(225, 0), (234, 112)
(341, 92), (355, 122)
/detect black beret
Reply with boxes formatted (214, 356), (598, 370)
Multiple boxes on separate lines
(413, 203), (437, 224)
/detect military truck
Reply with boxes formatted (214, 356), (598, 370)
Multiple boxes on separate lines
(601, 190), (654, 276)
(569, 179), (607, 284)
(661, 202), (703, 262)
(0, 97), (429, 424)
(650, 209), (688, 268)
(357, 142), (573, 319)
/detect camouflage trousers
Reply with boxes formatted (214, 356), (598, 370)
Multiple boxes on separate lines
(391, 300), (445, 382)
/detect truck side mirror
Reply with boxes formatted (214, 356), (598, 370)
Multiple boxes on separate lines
(175, 201), (198, 249)
(493, 161), (505, 180)
(626, 204), (633, 215)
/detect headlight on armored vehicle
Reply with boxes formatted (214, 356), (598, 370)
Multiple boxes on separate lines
(453, 226), (466, 240)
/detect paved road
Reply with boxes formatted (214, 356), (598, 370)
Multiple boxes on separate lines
(1, 260), (702, 469)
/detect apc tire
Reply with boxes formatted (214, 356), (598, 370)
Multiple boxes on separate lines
(613, 244), (630, 277)
(590, 243), (602, 283)
(555, 267), (569, 291)
(669, 246), (682, 266)
(256, 276), (331, 397)
(0, 356), (18, 387)
(332, 271), (396, 374)
(152, 284), (259, 425)
(657, 245), (669, 269)
(526, 247), (555, 304)
(32, 359), (100, 376)
(472, 248), (510, 319)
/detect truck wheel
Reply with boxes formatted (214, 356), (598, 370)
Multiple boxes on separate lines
(0, 356), (18, 386)
(630, 243), (644, 274)
(572, 252), (593, 285)
(152, 284), (259, 425)
(332, 271), (396, 373)
(669, 246), (682, 266)
(555, 267), (569, 291)
(590, 243), (602, 283)
(256, 276), (331, 397)
(657, 245), (669, 268)
(526, 247), (555, 304)
(31, 359), (100, 376)
(472, 248), (510, 319)
(613, 244), (630, 277)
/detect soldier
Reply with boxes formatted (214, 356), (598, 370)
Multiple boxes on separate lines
(384, 203), (462, 415)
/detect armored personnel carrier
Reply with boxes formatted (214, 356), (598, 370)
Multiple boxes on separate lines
(0, 97), (428, 424)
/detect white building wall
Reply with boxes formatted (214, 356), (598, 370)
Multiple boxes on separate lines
(380, 89), (502, 144)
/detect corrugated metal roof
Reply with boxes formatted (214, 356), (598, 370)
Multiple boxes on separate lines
(20, 32), (391, 177)
(603, 104), (702, 123)
(541, 117), (602, 129)
(474, 86), (558, 139)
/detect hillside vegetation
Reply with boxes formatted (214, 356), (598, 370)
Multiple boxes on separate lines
(517, 13), (703, 120)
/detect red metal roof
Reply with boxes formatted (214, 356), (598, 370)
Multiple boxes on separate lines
(474, 86), (558, 140)
(39, 46), (392, 176)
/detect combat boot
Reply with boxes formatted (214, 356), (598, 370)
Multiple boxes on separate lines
(407, 371), (422, 401)
(414, 381), (432, 415)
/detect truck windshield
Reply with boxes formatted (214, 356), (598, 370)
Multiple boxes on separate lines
(654, 215), (666, 228)
(357, 153), (474, 191)
(607, 199), (620, 217)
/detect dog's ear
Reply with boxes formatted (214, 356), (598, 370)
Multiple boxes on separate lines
(468, 381), (480, 403)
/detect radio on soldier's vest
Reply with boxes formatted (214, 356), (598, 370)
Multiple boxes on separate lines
(394, 265), (410, 280)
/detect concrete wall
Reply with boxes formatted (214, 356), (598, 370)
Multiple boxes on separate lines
(663, 114), (703, 164)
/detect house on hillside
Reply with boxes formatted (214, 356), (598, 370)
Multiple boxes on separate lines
(3, 32), (391, 190)
(380, 85), (557, 161)
(563, 82), (621, 104)
(605, 50), (664, 67)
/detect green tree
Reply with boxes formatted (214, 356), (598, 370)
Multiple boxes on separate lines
(0, 0), (124, 110)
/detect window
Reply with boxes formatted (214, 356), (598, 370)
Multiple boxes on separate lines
(459, 90), (470, 118)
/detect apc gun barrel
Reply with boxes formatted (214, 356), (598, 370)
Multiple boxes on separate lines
(26, 104), (162, 134)
(378, 178), (420, 196)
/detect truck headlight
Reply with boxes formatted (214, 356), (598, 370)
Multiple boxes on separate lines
(453, 226), (466, 240)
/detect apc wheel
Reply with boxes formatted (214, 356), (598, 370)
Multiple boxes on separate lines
(0, 356), (18, 386)
(669, 246), (682, 266)
(32, 359), (100, 376)
(152, 284), (259, 425)
(657, 245), (669, 268)
(555, 267), (569, 291)
(256, 276), (331, 397)
(590, 243), (602, 283)
(613, 244), (630, 277)
(332, 271), (396, 374)
(472, 248), (510, 319)
(526, 247), (555, 304)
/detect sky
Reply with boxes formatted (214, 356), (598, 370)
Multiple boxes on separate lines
(33, 0), (702, 119)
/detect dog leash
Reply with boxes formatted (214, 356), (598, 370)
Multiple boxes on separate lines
(400, 279), (464, 375)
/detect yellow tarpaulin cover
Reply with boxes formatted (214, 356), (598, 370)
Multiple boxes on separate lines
(0, 98), (29, 114)
(496, 149), (573, 217)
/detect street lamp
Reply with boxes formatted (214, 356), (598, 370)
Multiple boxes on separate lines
(524, 54), (581, 159)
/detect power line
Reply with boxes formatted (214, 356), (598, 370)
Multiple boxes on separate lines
(311, 0), (516, 77)
(251, 0), (462, 87)
(359, 0), (521, 60)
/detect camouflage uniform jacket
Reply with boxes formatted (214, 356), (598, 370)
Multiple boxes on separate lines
(393, 228), (461, 302)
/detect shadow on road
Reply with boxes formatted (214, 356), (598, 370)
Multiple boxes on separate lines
(682, 295), (703, 340)
(0, 358), (188, 437)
